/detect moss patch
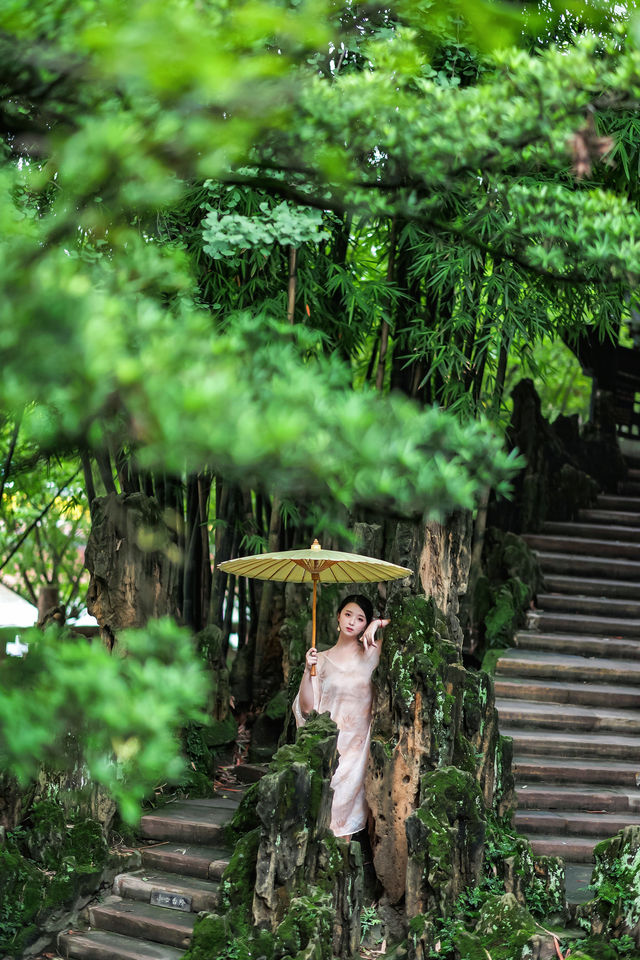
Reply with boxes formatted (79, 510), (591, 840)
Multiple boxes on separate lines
(0, 800), (108, 956)
(456, 892), (537, 960)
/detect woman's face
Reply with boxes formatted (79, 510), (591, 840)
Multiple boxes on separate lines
(338, 602), (368, 639)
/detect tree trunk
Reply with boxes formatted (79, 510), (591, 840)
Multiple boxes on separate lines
(376, 217), (396, 392)
(84, 492), (180, 647)
(252, 493), (284, 702)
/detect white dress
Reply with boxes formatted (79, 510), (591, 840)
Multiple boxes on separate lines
(292, 647), (376, 837)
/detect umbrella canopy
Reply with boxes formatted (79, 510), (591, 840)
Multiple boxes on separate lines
(217, 539), (411, 584)
(218, 539), (411, 674)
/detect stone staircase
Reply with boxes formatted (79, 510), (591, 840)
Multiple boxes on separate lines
(57, 797), (237, 960)
(495, 456), (640, 887)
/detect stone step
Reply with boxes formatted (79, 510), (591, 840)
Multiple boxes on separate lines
(536, 551), (640, 580)
(88, 898), (195, 950)
(527, 609), (640, 637)
(513, 755), (640, 787)
(505, 727), (640, 761)
(527, 834), (596, 863)
(114, 869), (220, 913)
(514, 631), (640, 660)
(495, 676), (640, 709)
(140, 800), (235, 845)
(598, 494), (640, 512)
(543, 521), (640, 542)
(619, 481), (640, 496)
(565, 862), (593, 904)
(514, 809), (640, 837)
(579, 509), (640, 525)
(58, 929), (185, 960)
(496, 649), (640, 684)
(141, 842), (229, 880)
(537, 593), (640, 619)
(496, 698), (640, 733)
(543, 574), (640, 600)
(233, 763), (268, 783)
(524, 534), (640, 559)
(515, 783), (640, 813)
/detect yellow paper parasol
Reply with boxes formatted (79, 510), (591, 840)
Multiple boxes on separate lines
(218, 539), (411, 674)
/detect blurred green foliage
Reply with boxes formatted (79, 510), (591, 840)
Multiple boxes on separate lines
(0, 619), (208, 822)
(6, 0), (633, 518)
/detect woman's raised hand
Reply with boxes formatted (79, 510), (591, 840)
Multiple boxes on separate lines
(361, 618), (390, 653)
(305, 646), (319, 673)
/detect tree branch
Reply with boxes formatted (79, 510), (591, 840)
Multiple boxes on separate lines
(0, 468), (80, 574)
(0, 416), (21, 507)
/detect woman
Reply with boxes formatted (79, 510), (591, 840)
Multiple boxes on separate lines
(292, 594), (390, 840)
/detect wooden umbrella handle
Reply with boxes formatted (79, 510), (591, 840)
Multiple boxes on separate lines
(311, 576), (317, 677)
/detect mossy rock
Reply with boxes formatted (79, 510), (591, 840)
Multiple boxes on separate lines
(183, 912), (237, 960)
(377, 594), (457, 730)
(183, 721), (216, 775)
(480, 647), (507, 676)
(567, 940), (619, 960)
(586, 825), (640, 942)
(456, 892), (536, 960)
(224, 781), (260, 845)
(493, 735), (515, 816)
(269, 711), (338, 780)
(25, 798), (67, 868)
(196, 624), (225, 667)
(406, 766), (486, 919)
(0, 802), (109, 956)
(203, 715), (238, 749)
(484, 578), (529, 647)
(416, 766), (485, 838)
(185, 890), (334, 960)
(0, 843), (45, 955)
(218, 826), (260, 912)
(264, 688), (288, 720)
(67, 818), (108, 872)
(473, 528), (544, 656)
(272, 892), (334, 959)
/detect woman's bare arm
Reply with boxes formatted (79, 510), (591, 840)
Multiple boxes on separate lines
(298, 646), (318, 716)
(361, 618), (390, 660)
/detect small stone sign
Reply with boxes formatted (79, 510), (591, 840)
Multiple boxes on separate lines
(150, 889), (192, 912)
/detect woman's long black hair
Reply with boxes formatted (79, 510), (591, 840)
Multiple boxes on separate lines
(336, 593), (374, 625)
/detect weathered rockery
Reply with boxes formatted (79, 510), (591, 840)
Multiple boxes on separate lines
(197, 593), (564, 959)
(85, 492), (180, 648)
(365, 595), (512, 905)
(183, 624), (238, 775)
(0, 797), (119, 958)
(577, 825), (640, 949)
(470, 526), (545, 656)
(487, 378), (605, 534)
(184, 712), (363, 960)
(365, 594), (564, 959)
